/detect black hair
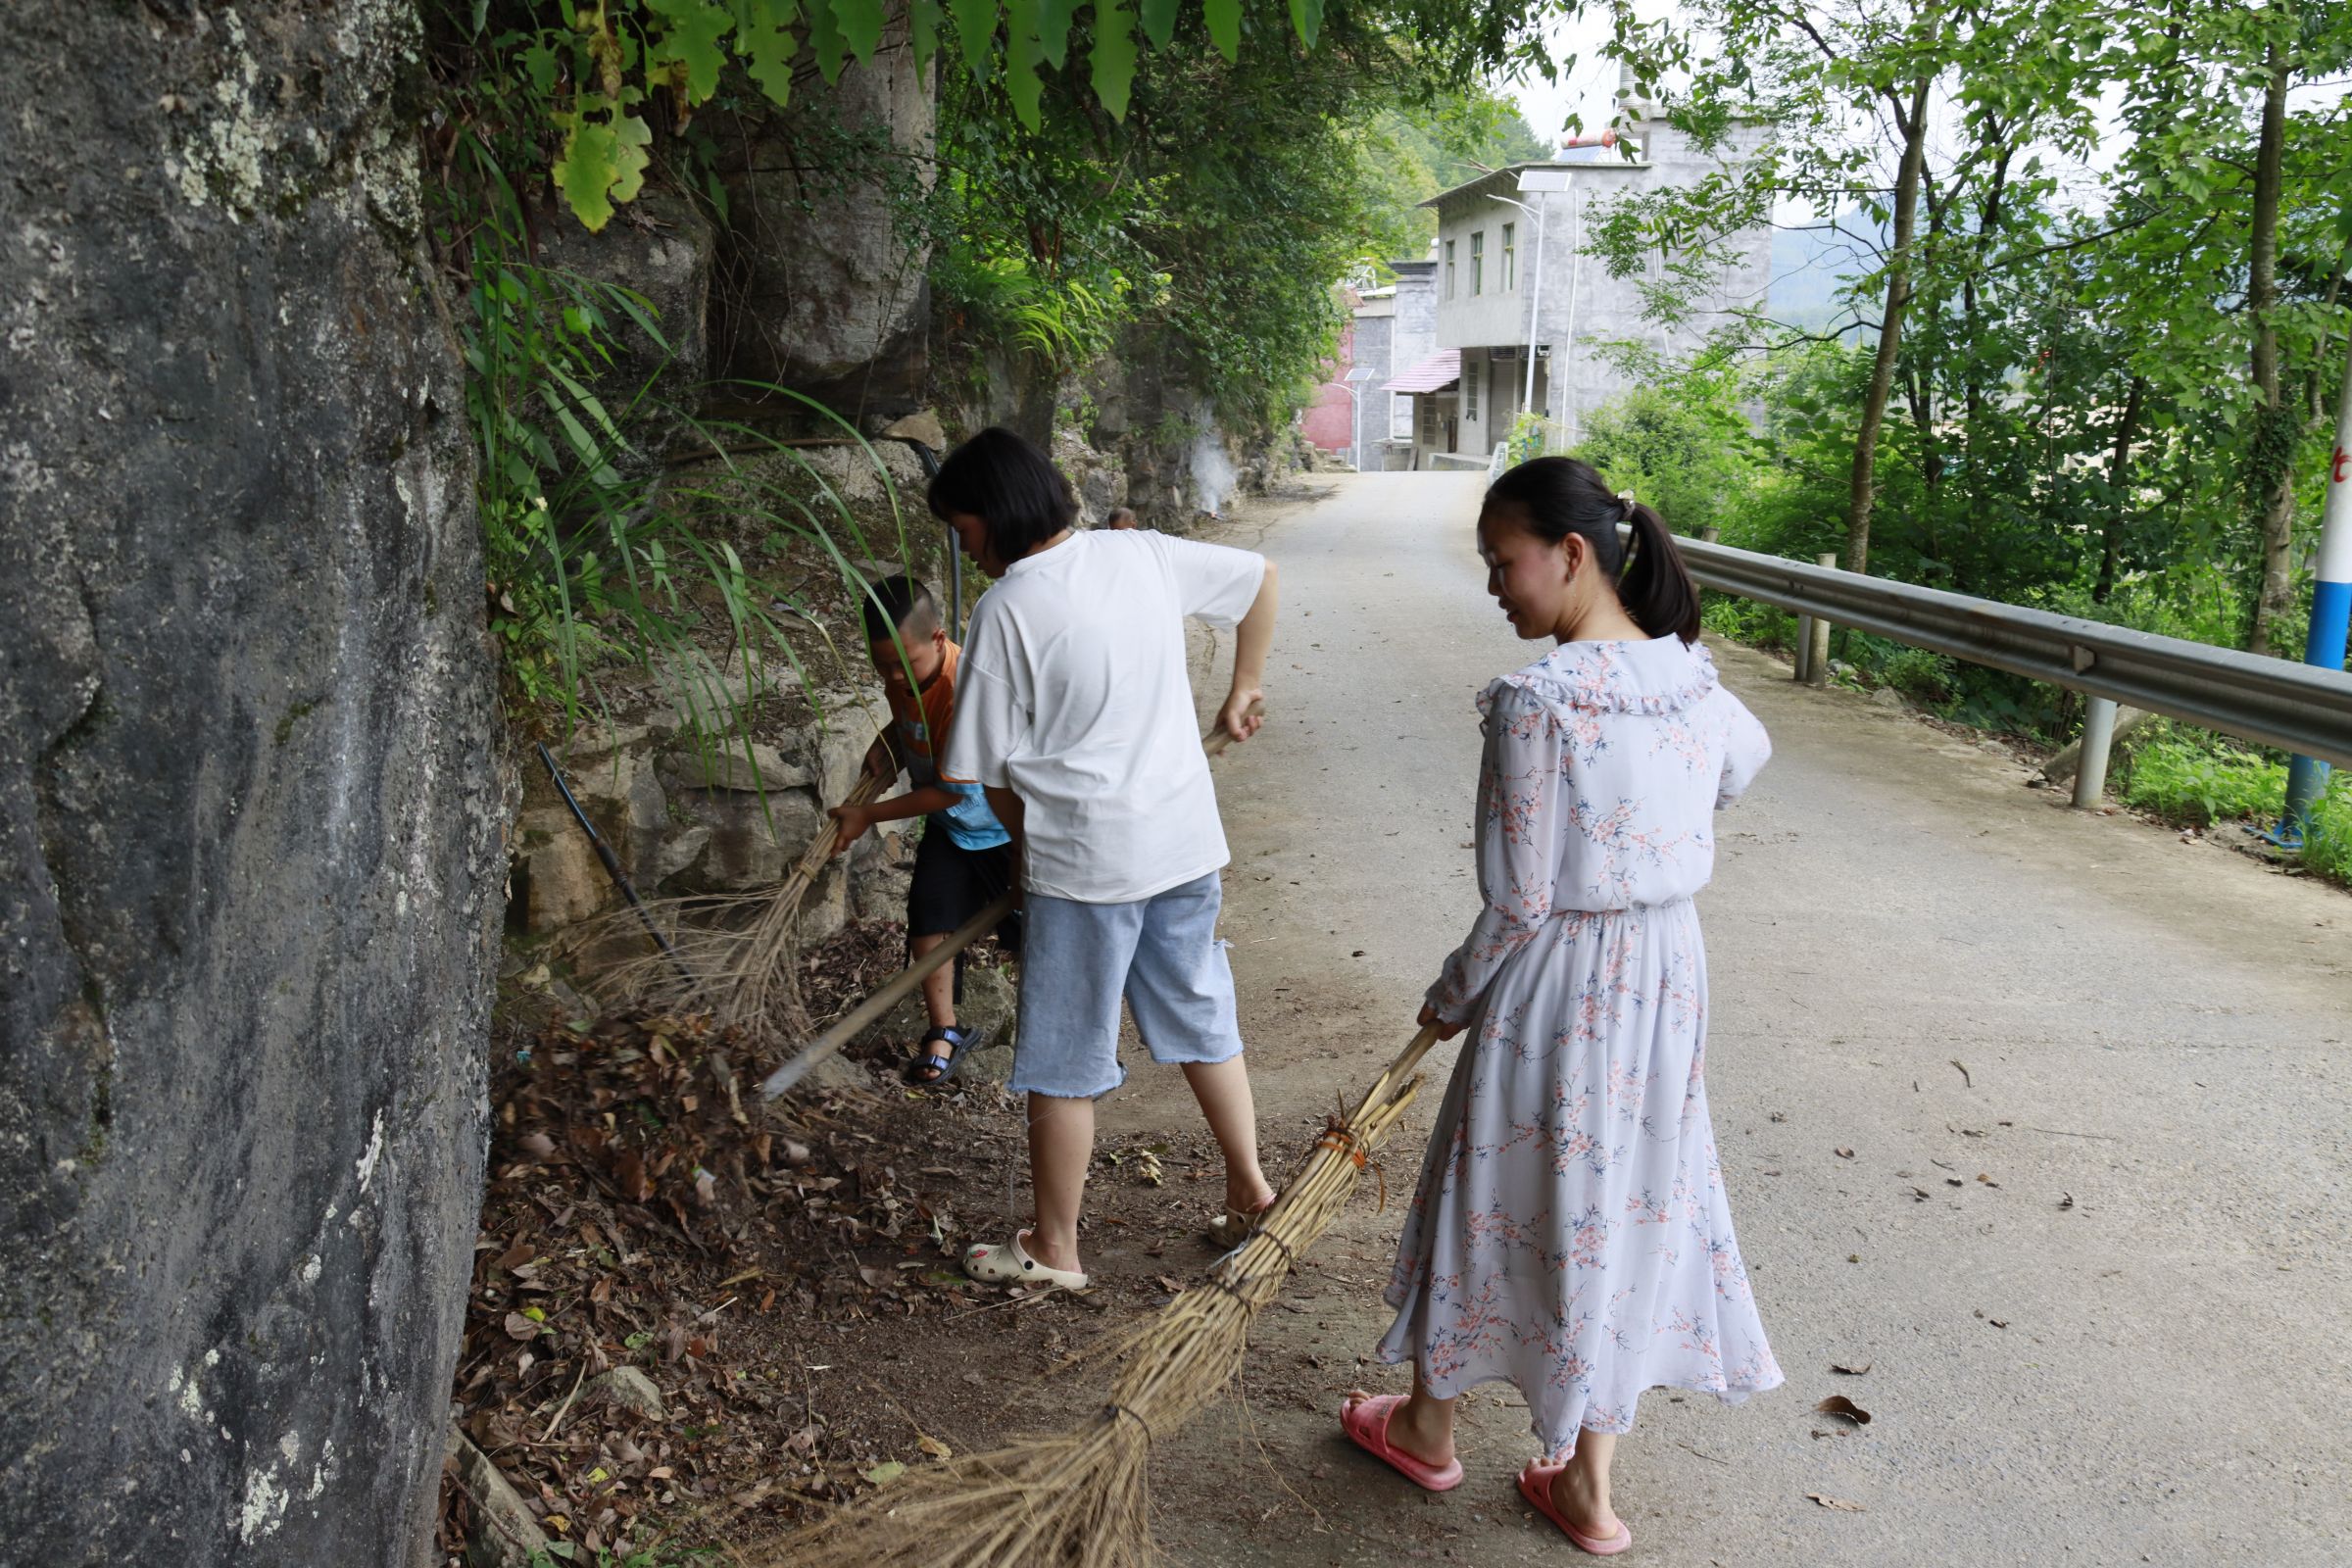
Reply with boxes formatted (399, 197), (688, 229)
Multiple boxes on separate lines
(1480, 456), (1702, 643)
(859, 574), (940, 643)
(925, 426), (1078, 564)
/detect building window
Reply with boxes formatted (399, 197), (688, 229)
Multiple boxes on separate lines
(1420, 398), (1438, 443)
(1444, 240), (1456, 299)
(1501, 223), (1516, 292)
(1390, 392), (1414, 440)
(1471, 230), (1484, 296)
(1465, 356), (1479, 421)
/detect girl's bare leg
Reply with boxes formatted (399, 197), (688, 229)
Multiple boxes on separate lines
(1380, 1363), (1457, 1466)
(1550, 1429), (1622, 1540)
(1023, 1092), (1093, 1275)
(1179, 1057), (1276, 1215)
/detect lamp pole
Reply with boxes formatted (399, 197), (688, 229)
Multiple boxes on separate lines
(1488, 193), (1546, 415)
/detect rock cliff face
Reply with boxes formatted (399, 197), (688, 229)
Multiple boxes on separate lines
(708, 7), (936, 415)
(0, 5), (498, 1564)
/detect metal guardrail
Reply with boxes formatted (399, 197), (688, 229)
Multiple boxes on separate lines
(1673, 534), (2352, 769)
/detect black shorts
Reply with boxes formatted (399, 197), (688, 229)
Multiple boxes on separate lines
(907, 825), (1018, 946)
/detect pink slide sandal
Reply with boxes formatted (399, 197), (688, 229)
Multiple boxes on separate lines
(1518, 1458), (1632, 1555)
(1339, 1393), (1464, 1492)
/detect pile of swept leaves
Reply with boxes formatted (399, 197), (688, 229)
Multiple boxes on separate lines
(438, 922), (1042, 1563)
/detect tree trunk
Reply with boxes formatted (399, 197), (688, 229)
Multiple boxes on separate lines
(2245, 30), (2298, 655)
(1959, 142), (2013, 538)
(2095, 375), (2147, 603)
(1846, 74), (1935, 577)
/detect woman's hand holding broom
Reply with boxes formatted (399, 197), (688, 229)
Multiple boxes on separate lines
(1417, 1002), (1467, 1042)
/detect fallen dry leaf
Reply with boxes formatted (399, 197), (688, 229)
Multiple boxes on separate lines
(1834, 1147), (1855, 1159)
(1830, 1360), (1872, 1376)
(1814, 1395), (1872, 1425)
(1976, 1173), (1999, 1188)
(1806, 1493), (1867, 1512)
(502, 1311), (541, 1341)
(916, 1435), (953, 1460)
(2058, 1194), (2075, 1210)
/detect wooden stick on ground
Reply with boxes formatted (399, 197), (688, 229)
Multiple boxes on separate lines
(760, 1022), (1443, 1568)
(757, 703), (1261, 1100)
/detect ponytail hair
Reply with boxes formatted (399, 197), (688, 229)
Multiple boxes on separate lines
(1480, 456), (1702, 643)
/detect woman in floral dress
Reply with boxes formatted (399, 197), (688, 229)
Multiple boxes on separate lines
(1342, 458), (1781, 1554)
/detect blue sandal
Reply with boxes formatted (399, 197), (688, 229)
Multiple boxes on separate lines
(902, 1024), (982, 1086)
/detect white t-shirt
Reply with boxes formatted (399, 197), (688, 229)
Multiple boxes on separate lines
(940, 528), (1267, 904)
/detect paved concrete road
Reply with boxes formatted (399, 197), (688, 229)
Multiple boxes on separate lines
(1097, 472), (2352, 1567)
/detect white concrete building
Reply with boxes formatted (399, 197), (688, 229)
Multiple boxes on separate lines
(1348, 260), (1439, 470)
(1386, 85), (1772, 468)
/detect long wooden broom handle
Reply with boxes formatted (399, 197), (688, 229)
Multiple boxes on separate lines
(760, 702), (1264, 1101)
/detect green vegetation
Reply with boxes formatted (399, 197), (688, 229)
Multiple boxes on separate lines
(426, 9), (918, 762)
(928, 21), (1548, 423)
(2119, 735), (2297, 827)
(1557, 0), (2349, 881)
(471, 0), (1555, 233)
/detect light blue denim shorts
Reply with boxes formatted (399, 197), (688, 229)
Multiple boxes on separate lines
(1011, 871), (1246, 1099)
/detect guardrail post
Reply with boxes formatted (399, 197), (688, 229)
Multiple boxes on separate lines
(2073, 697), (2119, 809)
(2269, 331), (2352, 846)
(1700, 526), (1721, 544)
(1803, 553), (1835, 686)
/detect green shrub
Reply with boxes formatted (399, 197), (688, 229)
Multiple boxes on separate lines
(2118, 736), (2287, 826)
(1837, 631), (1955, 704)
(2302, 781), (2352, 888)
(1700, 595), (1795, 653)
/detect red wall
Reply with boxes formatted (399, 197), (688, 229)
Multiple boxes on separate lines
(1300, 312), (1357, 453)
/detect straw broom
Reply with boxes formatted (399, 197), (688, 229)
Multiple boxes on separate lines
(766, 1021), (1443, 1568)
(714, 762), (890, 1027)
(592, 754), (890, 1031)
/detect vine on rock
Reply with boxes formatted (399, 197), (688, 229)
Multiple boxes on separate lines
(498, 0), (1344, 229)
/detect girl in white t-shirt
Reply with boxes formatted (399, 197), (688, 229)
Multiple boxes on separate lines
(933, 427), (1281, 1291)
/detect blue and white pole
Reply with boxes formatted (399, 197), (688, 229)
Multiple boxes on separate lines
(2274, 335), (2352, 846)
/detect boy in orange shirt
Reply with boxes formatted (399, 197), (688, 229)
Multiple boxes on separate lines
(827, 575), (1015, 1084)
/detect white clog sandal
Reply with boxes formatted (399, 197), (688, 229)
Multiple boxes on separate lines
(962, 1230), (1089, 1292)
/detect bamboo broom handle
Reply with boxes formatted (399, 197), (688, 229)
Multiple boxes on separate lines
(785, 757), (888, 890)
(760, 888), (1019, 1098)
(1202, 695), (1262, 755)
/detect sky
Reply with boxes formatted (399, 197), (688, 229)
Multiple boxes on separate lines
(1502, 4), (2350, 235)
(1506, 11), (1631, 149)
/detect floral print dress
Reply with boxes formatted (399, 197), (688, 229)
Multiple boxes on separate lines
(1376, 634), (1783, 1458)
